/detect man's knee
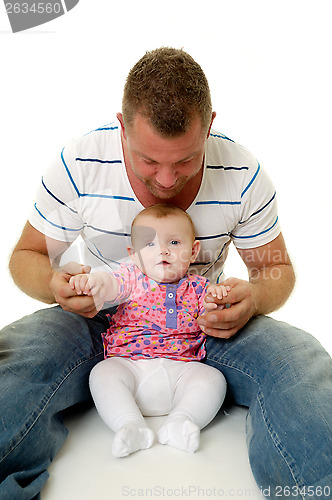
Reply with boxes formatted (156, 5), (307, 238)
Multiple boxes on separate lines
(1, 306), (104, 365)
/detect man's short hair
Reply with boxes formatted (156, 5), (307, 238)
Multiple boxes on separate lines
(122, 47), (213, 137)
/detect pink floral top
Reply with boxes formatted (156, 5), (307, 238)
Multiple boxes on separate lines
(103, 264), (209, 361)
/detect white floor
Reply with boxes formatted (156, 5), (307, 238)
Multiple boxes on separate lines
(41, 405), (262, 500)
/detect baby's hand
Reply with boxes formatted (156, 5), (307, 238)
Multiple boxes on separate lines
(69, 273), (104, 297)
(204, 283), (231, 311)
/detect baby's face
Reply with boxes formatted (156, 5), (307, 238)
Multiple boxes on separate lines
(129, 214), (200, 283)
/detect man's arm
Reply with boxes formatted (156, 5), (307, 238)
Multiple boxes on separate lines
(9, 222), (100, 318)
(9, 222), (68, 303)
(197, 233), (295, 338)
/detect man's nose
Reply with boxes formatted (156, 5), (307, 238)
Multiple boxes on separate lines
(155, 166), (177, 187)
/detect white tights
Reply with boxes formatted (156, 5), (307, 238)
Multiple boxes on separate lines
(89, 357), (226, 457)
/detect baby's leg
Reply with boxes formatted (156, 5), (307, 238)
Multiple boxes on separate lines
(89, 358), (154, 457)
(157, 362), (226, 453)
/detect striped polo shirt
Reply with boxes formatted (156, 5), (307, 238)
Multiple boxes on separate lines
(29, 118), (280, 283)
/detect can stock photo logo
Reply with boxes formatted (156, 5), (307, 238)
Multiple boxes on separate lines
(4, 0), (79, 32)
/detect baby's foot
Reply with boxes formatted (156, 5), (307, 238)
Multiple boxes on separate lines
(157, 418), (200, 453)
(112, 424), (154, 458)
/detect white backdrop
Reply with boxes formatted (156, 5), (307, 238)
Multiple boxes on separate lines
(1, 0), (331, 354)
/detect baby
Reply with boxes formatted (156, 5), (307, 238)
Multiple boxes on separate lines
(70, 204), (229, 457)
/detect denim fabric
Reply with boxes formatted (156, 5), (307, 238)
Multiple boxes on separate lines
(0, 309), (331, 499)
(0, 306), (108, 500)
(205, 315), (332, 499)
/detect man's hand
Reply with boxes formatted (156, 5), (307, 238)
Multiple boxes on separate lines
(198, 277), (257, 339)
(50, 262), (105, 318)
(197, 235), (295, 339)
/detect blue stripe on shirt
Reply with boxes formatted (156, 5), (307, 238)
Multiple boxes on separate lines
(206, 165), (249, 170)
(75, 158), (122, 164)
(41, 177), (78, 214)
(196, 200), (241, 206)
(34, 204), (83, 232)
(95, 125), (118, 131)
(79, 193), (135, 201)
(86, 246), (120, 269)
(83, 124), (118, 137)
(61, 148), (134, 201)
(231, 217), (279, 240)
(90, 242), (121, 265)
(241, 163), (260, 198)
(86, 224), (131, 237)
(210, 133), (234, 143)
(61, 148), (80, 197)
(196, 232), (229, 241)
(239, 192), (276, 224)
(196, 241), (230, 276)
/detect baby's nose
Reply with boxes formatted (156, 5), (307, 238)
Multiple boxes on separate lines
(160, 245), (170, 255)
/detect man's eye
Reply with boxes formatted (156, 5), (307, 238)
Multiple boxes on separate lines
(142, 158), (156, 165)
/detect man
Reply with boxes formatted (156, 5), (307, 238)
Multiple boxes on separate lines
(1, 47), (331, 499)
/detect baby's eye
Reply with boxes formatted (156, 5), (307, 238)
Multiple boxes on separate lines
(146, 241), (155, 247)
(170, 240), (180, 245)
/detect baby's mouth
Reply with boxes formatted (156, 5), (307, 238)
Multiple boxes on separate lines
(157, 260), (171, 266)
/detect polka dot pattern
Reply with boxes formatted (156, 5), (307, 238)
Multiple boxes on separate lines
(102, 264), (209, 361)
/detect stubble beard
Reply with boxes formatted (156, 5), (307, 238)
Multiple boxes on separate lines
(144, 178), (188, 200)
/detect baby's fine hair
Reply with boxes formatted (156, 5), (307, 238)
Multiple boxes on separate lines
(131, 204), (196, 239)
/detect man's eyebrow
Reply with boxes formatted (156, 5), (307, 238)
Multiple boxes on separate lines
(175, 154), (197, 164)
(140, 154), (157, 163)
(137, 152), (198, 164)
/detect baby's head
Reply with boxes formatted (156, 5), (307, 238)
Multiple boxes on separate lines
(128, 204), (200, 283)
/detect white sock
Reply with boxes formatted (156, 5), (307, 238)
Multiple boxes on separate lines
(157, 417), (200, 453)
(112, 423), (154, 458)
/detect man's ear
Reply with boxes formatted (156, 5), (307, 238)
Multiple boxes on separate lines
(190, 240), (201, 263)
(116, 112), (127, 140)
(207, 111), (217, 138)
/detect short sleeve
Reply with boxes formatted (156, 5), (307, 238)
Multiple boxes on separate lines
(29, 141), (84, 242)
(230, 164), (280, 249)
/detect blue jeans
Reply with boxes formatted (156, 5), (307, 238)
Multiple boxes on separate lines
(0, 307), (331, 499)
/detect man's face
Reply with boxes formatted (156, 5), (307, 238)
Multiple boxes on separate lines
(120, 113), (211, 200)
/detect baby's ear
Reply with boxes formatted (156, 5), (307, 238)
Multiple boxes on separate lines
(127, 247), (136, 263)
(190, 240), (201, 263)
